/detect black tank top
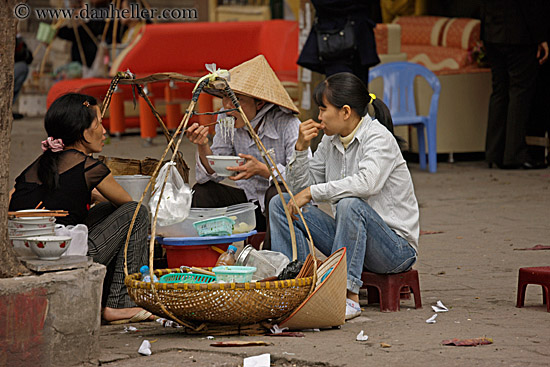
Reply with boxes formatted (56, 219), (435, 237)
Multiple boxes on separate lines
(10, 149), (110, 225)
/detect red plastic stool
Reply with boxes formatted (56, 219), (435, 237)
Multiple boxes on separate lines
(360, 269), (422, 312)
(516, 266), (550, 312)
(244, 232), (266, 250)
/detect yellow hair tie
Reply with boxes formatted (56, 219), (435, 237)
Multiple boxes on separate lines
(369, 93), (376, 104)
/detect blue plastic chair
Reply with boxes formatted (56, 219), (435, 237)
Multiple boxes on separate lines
(369, 62), (441, 173)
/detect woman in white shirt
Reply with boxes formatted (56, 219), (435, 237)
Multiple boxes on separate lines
(269, 72), (419, 320)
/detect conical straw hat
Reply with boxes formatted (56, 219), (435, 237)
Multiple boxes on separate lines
(207, 55), (299, 113)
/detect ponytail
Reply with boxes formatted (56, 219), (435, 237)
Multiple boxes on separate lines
(38, 151), (60, 191)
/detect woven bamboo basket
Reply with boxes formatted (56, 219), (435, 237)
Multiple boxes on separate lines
(98, 155), (190, 183)
(126, 268), (313, 324)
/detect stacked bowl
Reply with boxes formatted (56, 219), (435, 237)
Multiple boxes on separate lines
(9, 209), (57, 258)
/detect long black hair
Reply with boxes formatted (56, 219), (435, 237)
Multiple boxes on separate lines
(38, 93), (98, 191)
(313, 72), (402, 145)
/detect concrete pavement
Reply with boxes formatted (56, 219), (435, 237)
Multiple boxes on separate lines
(9, 117), (550, 367)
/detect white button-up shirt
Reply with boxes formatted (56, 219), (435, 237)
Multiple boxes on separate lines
(287, 114), (420, 251)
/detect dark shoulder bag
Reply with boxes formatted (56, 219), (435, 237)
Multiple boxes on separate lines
(315, 18), (356, 62)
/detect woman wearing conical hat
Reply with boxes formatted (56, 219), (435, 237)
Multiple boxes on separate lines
(186, 55), (306, 248)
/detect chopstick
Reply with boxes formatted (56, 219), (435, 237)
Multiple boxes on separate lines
(180, 265), (215, 276)
(34, 201), (43, 209)
(174, 120), (224, 135)
(8, 210), (69, 218)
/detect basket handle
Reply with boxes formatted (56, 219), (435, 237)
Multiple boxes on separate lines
(121, 77), (209, 279)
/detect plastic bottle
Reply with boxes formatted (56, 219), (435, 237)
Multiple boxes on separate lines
(215, 245), (237, 267)
(140, 265), (158, 282)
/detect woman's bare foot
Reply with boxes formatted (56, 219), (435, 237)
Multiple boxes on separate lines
(102, 307), (156, 323)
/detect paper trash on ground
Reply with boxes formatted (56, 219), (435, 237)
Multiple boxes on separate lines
(432, 300), (449, 312)
(426, 314), (438, 323)
(243, 353), (270, 367)
(270, 324), (289, 334)
(155, 317), (182, 328)
(138, 340), (152, 356)
(356, 330), (369, 341)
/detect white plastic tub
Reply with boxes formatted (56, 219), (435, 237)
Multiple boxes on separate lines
(114, 175), (152, 206)
(155, 207), (226, 237)
(225, 203), (257, 234)
(155, 203), (256, 237)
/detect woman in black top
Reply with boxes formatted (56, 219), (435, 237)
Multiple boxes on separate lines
(10, 93), (153, 324)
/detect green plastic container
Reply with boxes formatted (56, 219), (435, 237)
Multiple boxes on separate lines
(158, 272), (215, 284)
(193, 216), (235, 236)
(212, 265), (257, 283)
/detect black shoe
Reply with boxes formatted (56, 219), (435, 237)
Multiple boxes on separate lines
(12, 113), (24, 120)
(522, 161), (548, 170)
(489, 161), (521, 169)
(499, 163), (522, 170)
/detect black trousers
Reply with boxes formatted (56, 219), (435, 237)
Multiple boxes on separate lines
(86, 202), (149, 308)
(323, 53), (369, 87)
(485, 42), (539, 166)
(191, 181), (286, 249)
(528, 56), (550, 163)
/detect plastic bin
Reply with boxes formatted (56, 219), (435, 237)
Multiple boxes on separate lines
(114, 175), (152, 207)
(163, 243), (230, 268)
(156, 207), (226, 237)
(156, 203), (256, 237)
(225, 203), (257, 234)
(212, 266), (257, 283)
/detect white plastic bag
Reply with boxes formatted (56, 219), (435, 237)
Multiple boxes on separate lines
(55, 224), (88, 256)
(148, 162), (192, 227)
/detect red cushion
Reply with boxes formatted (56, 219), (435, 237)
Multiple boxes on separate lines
(115, 20), (298, 76)
(47, 78), (111, 108)
(402, 44), (470, 71)
(394, 16), (449, 46)
(46, 20), (299, 126)
(441, 18), (480, 50)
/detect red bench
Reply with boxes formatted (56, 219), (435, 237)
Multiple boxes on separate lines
(46, 20), (299, 137)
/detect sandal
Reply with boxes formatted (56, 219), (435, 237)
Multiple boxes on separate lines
(108, 309), (154, 325)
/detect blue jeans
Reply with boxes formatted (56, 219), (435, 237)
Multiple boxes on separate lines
(269, 194), (417, 294)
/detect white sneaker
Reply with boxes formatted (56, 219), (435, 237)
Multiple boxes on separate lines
(345, 299), (361, 320)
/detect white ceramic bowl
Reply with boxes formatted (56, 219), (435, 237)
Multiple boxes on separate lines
(27, 236), (72, 260)
(9, 237), (35, 257)
(12, 209), (51, 221)
(206, 155), (245, 177)
(9, 219), (56, 230)
(9, 226), (56, 237)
